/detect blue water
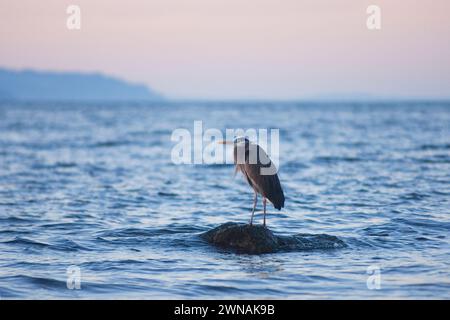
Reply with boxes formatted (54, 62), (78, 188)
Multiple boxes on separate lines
(0, 101), (449, 299)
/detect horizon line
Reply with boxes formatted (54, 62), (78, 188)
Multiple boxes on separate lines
(1, 66), (450, 102)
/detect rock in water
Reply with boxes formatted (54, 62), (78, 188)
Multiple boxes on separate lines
(201, 222), (279, 254)
(200, 222), (346, 254)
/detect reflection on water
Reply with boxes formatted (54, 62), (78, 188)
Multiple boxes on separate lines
(0, 101), (449, 299)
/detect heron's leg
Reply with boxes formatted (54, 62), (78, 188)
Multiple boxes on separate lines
(250, 192), (258, 225)
(263, 198), (267, 227)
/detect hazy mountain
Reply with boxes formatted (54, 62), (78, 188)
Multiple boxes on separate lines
(0, 68), (163, 101)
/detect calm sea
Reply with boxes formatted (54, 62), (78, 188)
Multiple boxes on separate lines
(0, 101), (449, 299)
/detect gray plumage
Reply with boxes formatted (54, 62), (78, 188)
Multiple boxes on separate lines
(232, 137), (284, 226)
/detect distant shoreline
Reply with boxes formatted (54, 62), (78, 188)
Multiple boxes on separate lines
(1, 99), (449, 106)
(0, 68), (164, 101)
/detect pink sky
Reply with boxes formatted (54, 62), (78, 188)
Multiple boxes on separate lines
(1, 0), (449, 99)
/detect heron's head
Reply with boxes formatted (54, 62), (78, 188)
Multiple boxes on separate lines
(218, 136), (250, 146)
(233, 136), (250, 146)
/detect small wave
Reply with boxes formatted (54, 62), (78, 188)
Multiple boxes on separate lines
(313, 156), (364, 163)
(393, 217), (450, 231)
(359, 217), (449, 250)
(415, 236), (431, 241)
(157, 191), (179, 197)
(0, 286), (22, 298)
(283, 161), (309, 171)
(51, 239), (92, 252)
(97, 227), (155, 239)
(79, 259), (148, 272)
(54, 161), (78, 168)
(38, 222), (100, 230)
(0, 216), (35, 224)
(190, 284), (245, 295)
(203, 163), (233, 169)
(418, 143), (450, 151)
(432, 189), (450, 196)
(399, 192), (430, 201)
(341, 236), (377, 248)
(209, 183), (228, 190)
(415, 155), (450, 164)
(31, 161), (78, 170)
(150, 129), (172, 135)
(97, 225), (206, 239)
(362, 222), (417, 236)
(2, 275), (67, 290)
(30, 161), (77, 170)
(3, 237), (48, 248)
(90, 140), (131, 148)
(5, 274), (148, 296)
(2, 237), (91, 252)
(338, 141), (367, 148)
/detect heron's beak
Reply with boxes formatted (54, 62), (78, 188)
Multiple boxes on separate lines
(217, 140), (233, 145)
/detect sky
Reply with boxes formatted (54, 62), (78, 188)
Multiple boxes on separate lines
(1, 0), (450, 100)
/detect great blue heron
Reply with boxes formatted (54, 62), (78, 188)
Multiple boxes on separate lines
(219, 136), (285, 226)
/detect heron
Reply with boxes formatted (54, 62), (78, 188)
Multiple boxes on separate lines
(219, 136), (285, 226)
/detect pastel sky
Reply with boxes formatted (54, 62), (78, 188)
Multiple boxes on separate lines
(1, 0), (449, 99)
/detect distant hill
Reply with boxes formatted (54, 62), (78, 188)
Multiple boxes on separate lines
(0, 68), (163, 101)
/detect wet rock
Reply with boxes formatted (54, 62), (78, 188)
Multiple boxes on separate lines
(200, 222), (346, 254)
(201, 222), (278, 254)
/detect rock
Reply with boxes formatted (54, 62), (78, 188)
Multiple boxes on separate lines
(200, 222), (346, 254)
(201, 222), (278, 254)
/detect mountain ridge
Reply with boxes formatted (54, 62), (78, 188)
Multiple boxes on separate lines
(0, 68), (163, 101)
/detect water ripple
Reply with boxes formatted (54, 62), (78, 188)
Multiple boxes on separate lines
(0, 101), (449, 299)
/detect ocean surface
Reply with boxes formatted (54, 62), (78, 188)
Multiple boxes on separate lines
(0, 101), (449, 299)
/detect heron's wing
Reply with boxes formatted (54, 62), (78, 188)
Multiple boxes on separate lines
(242, 145), (285, 209)
(235, 163), (254, 188)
